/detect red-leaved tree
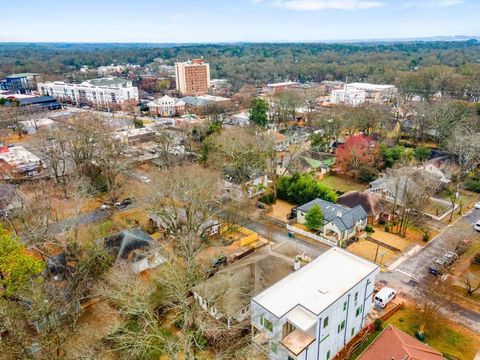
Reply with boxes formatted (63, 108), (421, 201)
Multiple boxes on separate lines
(336, 135), (381, 180)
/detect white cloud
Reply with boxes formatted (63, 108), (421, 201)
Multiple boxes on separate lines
(272, 0), (385, 10)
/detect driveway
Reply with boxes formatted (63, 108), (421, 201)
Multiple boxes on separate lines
(378, 208), (480, 332)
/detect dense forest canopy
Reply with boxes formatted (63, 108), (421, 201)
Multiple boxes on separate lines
(1, 41), (479, 91)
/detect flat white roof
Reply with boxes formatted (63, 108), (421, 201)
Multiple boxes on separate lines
(348, 83), (396, 91)
(267, 81), (299, 88)
(286, 306), (317, 332)
(253, 248), (379, 318)
(0, 145), (41, 166)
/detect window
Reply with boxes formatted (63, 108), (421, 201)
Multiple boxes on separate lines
(323, 317), (329, 328)
(271, 341), (278, 354)
(343, 301), (347, 311)
(337, 320), (345, 333)
(260, 315), (273, 332)
(351, 327), (355, 337)
(354, 292), (358, 302)
(326, 350), (331, 360)
(356, 305), (362, 317)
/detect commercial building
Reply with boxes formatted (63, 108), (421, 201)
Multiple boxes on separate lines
(175, 59), (210, 96)
(251, 247), (379, 360)
(264, 81), (300, 96)
(0, 73), (38, 94)
(181, 95), (232, 115)
(0, 145), (44, 178)
(147, 95), (185, 117)
(37, 77), (139, 108)
(347, 83), (397, 103)
(331, 83), (397, 105)
(330, 87), (366, 106)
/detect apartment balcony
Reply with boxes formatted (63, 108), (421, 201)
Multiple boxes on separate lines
(281, 328), (316, 357)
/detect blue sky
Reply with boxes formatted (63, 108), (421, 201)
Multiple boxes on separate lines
(0, 0), (478, 42)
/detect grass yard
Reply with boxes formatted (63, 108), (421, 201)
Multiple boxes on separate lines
(385, 306), (480, 360)
(320, 174), (365, 194)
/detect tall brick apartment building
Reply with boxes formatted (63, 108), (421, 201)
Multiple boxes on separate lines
(174, 59), (210, 96)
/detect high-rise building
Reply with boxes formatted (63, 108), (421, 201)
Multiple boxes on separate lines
(175, 59), (210, 96)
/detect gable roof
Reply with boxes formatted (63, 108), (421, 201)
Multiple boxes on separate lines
(296, 198), (368, 232)
(338, 191), (383, 217)
(358, 325), (444, 360)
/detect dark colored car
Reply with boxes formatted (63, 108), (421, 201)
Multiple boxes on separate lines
(211, 254), (227, 268)
(428, 265), (444, 276)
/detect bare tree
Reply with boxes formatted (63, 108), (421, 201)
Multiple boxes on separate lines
(464, 274), (480, 296)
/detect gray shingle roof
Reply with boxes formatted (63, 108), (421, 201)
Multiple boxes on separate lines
(297, 198), (367, 232)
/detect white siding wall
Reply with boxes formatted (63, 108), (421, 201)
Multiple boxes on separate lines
(251, 270), (378, 360)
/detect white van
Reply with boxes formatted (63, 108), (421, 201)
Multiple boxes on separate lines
(374, 287), (396, 309)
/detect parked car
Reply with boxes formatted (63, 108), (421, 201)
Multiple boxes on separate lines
(475, 220), (480, 232)
(211, 254), (227, 268)
(374, 287), (396, 309)
(473, 252), (480, 265)
(139, 176), (151, 184)
(428, 264), (445, 276)
(442, 251), (458, 265)
(434, 257), (451, 269)
(115, 198), (133, 209)
(100, 204), (110, 210)
(474, 202), (480, 210)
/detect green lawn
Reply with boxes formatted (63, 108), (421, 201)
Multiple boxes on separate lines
(320, 175), (365, 194)
(385, 307), (479, 360)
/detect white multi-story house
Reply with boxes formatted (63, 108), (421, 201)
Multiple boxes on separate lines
(251, 247), (379, 360)
(330, 87), (366, 106)
(37, 77), (139, 108)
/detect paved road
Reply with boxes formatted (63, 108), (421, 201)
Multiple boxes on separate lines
(378, 208), (480, 333)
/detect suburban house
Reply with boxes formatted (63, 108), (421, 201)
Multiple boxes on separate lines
(337, 192), (385, 224)
(223, 167), (269, 199)
(0, 145), (44, 179)
(103, 229), (165, 274)
(147, 95), (186, 117)
(251, 247), (379, 360)
(192, 244), (297, 328)
(293, 199), (368, 243)
(357, 325), (444, 360)
(366, 174), (420, 206)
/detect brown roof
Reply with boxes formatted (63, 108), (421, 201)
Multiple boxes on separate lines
(337, 191), (383, 217)
(358, 325), (444, 360)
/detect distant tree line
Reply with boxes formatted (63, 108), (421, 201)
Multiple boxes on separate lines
(1, 41), (479, 94)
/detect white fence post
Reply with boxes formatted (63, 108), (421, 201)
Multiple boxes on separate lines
(286, 224), (336, 247)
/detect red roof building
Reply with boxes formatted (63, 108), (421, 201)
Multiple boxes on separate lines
(358, 325), (444, 360)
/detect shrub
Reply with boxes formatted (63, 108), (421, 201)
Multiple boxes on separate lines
(259, 192), (275, 205)
(358, 166), (379, 183)
(422, 229), (430, 242)
(414, 145), (432, 162)
(277, 173), (337, 205)
(384, 224), (390, 232)
(365, 224), (375, 233)
(464, 170), (480, 193)
(374, 318), (383, 331)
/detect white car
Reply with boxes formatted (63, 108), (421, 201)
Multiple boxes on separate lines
(475, 221), (480, 232)
(139, 176), (151, 183)
(475, 202), (480, 210)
